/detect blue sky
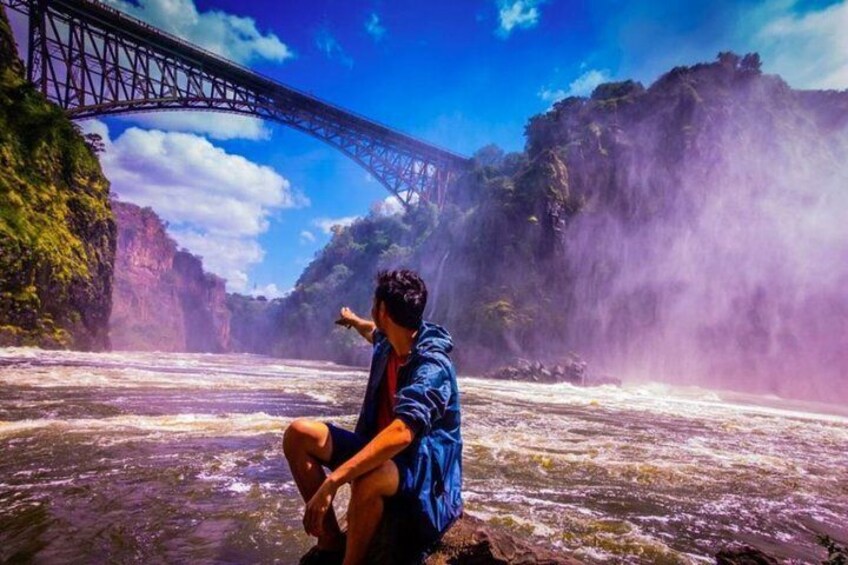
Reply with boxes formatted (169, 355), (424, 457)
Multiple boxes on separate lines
(10, 0), (848, 295)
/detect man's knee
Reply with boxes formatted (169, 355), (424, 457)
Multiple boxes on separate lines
(351, 460), (399, 501)
(282, 418), (329, 460)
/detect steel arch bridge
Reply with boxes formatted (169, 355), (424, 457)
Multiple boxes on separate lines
(1, 0), (470, 208)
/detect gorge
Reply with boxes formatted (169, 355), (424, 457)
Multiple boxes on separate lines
(2, 4), (847, 403)
(2, 3), (848, 562)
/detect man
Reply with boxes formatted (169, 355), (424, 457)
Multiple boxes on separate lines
(283, 269), (463, 565)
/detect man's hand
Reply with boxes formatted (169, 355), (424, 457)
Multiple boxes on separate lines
(335, 306), (358, 328)
(335, 306), (376, 344)
(303, 478), (338, 537)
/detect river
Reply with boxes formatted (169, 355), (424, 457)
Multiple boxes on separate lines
(1, 348), (846, 563)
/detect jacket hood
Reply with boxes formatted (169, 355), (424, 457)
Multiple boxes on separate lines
(412, 321), (454, 359)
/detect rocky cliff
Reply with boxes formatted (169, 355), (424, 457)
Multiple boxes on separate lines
(265, 53), (848, 403)
(0, 6), (115, 350)
(110, 200), (230, 352)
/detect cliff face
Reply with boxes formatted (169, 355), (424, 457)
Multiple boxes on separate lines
(267, 53), (848, 403)
(173, 251), (230, 352)
(0, 7), (115, 350)
(110, 200), (230, 352)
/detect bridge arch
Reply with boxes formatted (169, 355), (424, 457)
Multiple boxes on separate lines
(2, 0), (470, 208)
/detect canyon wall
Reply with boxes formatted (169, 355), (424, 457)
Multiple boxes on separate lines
(110, 200), (230, 352)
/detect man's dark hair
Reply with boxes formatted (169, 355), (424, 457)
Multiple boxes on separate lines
(375, 269), (427, 330)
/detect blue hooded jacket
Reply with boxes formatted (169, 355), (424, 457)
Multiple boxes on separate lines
(354, 321), (463, 544)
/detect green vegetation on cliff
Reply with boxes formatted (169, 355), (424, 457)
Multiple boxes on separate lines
(272, 205), (440, 364)
(0, 7), (115, 349)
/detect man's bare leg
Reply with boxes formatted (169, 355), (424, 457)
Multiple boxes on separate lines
(282, 418), (345, 551)
(343, 460), (399, 565)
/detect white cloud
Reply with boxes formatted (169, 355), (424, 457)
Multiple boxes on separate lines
(102, 0), (293, 64)
(371, 196), (404, 217)
(312, 216), (359, 234)
(82, 118), (110, 144)
(539, 68), (612, 102)
(370, 191), (417, 216)
(120, 112), (271, 141)
(170, 230), (264, 292)
(250, 283), (290, 299)
(315, 27), (354, 68)
(365, 13), (386, 42)
(538, 87), (567, 102)
(299, 230), (316, 243)
(584, 0), (848, 92)
(101, 126), (307, 235)
(752, 1), (848, 90)
(84, 120), (307, 292)
(496, 0), (543, 38)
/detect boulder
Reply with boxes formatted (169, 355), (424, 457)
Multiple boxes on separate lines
(359, 512), (582, 565)
(425, 514), (583, 565)
(715, 545), (779, 565)
(483, 353), (616, 387)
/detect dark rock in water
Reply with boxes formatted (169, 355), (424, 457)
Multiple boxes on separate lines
(484, 353), (618, 387)
(425, 514), (582, 565)
(715, 545), (779, 565)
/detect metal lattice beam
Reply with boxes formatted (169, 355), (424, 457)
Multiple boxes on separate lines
(1, 0), (470, 208)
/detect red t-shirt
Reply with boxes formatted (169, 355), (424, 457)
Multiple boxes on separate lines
(376, 350), (407, 433)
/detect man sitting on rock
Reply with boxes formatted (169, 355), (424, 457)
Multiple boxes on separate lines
(283, 269), (463, 565)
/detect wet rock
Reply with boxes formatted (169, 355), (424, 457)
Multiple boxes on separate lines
(363, 511), (582, 564)
(484, 353), (616, 387)
(426, 514), (582, 565)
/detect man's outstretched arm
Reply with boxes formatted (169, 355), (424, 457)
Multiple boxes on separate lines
(336, 306), (376, 344)
(303, 418), (414, 536)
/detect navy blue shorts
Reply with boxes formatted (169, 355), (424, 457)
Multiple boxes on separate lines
(322, 422), (416, 499)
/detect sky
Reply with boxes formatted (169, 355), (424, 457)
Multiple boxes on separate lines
(8, 0), (848, 296)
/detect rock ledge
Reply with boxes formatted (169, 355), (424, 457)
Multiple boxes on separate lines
(424, 514), (582, 565)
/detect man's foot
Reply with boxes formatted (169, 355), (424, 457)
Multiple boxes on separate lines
(298, 545), (345, 565)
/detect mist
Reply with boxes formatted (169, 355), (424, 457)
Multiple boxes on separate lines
(246, 55), (848, 404)
(550, 62), (848, 400)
